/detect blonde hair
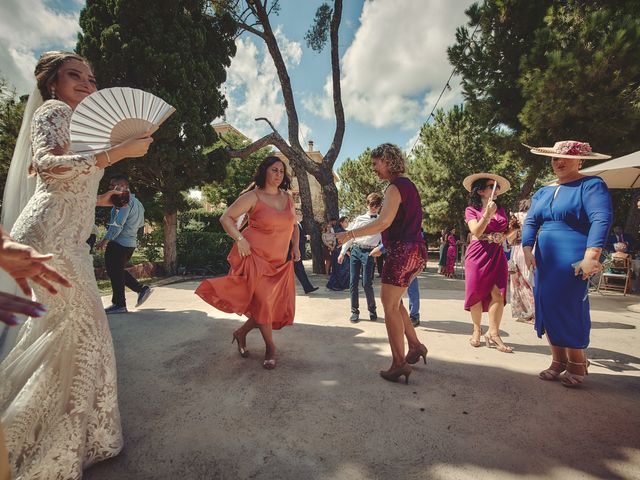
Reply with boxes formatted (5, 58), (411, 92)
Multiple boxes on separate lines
(371, 143), (405, 175)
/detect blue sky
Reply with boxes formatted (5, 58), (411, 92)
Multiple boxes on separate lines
(0, 0), (475, 168)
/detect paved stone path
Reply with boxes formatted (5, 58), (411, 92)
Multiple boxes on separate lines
(85, 264), (640, 480)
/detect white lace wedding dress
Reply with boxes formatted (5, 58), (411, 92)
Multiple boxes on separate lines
(0, 100), (122, 479)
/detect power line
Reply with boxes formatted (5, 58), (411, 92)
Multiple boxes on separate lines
(409, 21), (482, 157)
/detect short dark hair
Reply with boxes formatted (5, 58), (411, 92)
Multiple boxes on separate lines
(109, 174), (129, 186)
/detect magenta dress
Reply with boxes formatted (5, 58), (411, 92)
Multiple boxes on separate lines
(464, 206), (508, 311)
(443, 234), (457, 275)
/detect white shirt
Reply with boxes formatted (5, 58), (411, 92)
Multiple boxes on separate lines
(340, 213), (382, 255)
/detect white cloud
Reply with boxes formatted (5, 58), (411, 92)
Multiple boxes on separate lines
(305, 0), (474, 130)
(220, 27), (310, 144)
(0, 0), (80, 94)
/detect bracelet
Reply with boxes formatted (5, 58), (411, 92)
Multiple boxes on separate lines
(236, 235), (244, 242)
(105, 150), (111, 166)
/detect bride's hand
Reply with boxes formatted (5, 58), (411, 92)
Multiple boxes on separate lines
(113, 131), (154, 159)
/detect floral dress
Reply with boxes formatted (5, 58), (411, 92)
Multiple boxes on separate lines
(0, 100), (122, 479)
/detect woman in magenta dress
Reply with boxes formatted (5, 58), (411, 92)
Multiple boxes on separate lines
(443, 228), (458, 278)
(463, 173), (513, 353)
(336, 144), (427, 384)
(195, 156), (300, 370)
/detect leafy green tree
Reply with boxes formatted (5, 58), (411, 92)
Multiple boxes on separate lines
(336, 149), (386, 219)
(448, 0), (553, 132)
(77, 0), (237, 274)
(202, 130), (274, 207)
(0, 79), (27, 207)
(519, 1), (640, 157)
(409, 105), (522, 234)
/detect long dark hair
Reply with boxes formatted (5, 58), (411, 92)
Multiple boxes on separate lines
(468, 178), (490, 209)
(35, 51), (90, 101)
(242, 156), (292, 193)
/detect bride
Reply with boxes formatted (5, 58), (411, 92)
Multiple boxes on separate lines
(0, 51), (152, 479)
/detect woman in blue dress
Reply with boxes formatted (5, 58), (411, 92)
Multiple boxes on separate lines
(522, 141), (612, 388)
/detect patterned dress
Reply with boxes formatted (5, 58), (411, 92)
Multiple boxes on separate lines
(0, 100), (122, 479)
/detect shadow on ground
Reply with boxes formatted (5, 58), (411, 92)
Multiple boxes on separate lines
(85, 304), (640, 480)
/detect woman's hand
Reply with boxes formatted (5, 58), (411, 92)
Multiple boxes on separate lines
(96, 190), (119, 207)
(523, 246), (536, 270)
(237, 238), (251, 258)
(335, 231), (351, 245)
(113, 131), (154, 159)
(485, 200), (498, 217)
(0, 237), (72, 295)
(292, 246), (301, 262)
(0, 292), (47, 326)
(576, 257), (602, 280)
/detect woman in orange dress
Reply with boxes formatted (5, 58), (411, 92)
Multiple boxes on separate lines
(195, 156), (300, 369)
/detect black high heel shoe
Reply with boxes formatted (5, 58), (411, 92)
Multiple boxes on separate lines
(405, 344), (428, 365)
(232, 330), (249, 358)
(380, 363), (412, 384)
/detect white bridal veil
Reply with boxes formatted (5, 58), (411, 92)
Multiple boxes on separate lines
(0, 85), (42, 358)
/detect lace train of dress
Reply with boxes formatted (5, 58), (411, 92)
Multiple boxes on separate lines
(0, 100), (122, 479)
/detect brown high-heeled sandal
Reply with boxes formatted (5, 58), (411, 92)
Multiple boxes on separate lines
(561, 360), (588, 388)
(232, 330), (249, 358)
(539, 360), (567, 381)
(469, 331), (482, 348)
(380, 363), (412, 384)
(405, 344), (428, 364)
(484, 333), (513, 353)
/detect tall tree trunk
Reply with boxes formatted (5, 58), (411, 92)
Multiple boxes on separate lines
(163, 211), (177, 275)
(289, 153), (324, 273)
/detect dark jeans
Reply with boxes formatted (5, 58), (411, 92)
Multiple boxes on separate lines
(349, 245), (376, 315)
(294, 260), (315, 293)
(105, 241), (143, 307)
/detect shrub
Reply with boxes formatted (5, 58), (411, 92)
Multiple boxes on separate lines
(178, 209), (226, 233)
(176, 231), (233, 274)
(139, 229), (164, 263)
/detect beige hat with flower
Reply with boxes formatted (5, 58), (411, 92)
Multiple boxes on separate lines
(523, 141), (610, 160)
(462, 173), (511, 195)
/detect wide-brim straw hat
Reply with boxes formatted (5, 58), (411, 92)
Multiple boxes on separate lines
(523, 141), (611, 160)
(463, 173), (511, 195)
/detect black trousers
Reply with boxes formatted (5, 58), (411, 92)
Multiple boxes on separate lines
(105, 241), (143, 307)
(294, 260), (315, 293)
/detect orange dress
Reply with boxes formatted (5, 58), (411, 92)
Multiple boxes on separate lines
(195, 195), (296, 329)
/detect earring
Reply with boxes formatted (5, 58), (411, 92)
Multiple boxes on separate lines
(50, 89), (56, 99)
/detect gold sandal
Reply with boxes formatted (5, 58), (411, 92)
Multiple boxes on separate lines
(484, 333), (513, 353)
(539, 360), (567, 381)
(561, 360), (588, 388)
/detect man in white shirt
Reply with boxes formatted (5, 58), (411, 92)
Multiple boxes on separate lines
(338, 193), (382, 323)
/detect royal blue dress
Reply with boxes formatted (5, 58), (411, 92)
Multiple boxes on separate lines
(522, 176), (612, 348)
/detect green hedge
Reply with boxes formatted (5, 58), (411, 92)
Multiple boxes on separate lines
(176, 231), (233, 273)
(178, 209), (226, 233)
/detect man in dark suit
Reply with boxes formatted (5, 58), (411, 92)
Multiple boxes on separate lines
(294, 212), (318, 294)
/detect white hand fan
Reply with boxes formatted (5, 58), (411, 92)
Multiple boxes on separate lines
(70, 87), (175, 154)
